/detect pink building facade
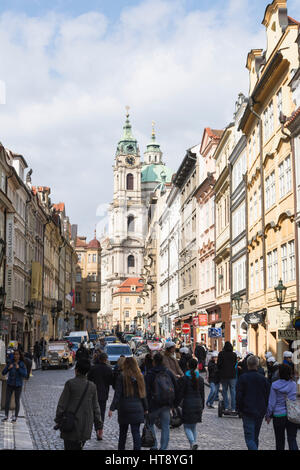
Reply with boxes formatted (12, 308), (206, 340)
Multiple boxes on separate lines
(194, 128), (223, 348)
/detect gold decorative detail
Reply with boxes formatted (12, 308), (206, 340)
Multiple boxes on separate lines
(125, 105), (130, 117)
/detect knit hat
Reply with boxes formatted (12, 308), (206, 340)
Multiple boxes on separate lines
(265, 352), (272, 359)
(267, 356), (276, 363)
(283, 351), (293, 358)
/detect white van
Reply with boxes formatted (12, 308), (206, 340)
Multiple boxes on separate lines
(68, 331), (89, 345)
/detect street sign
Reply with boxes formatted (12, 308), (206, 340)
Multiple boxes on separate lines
(208, 327), (222, 338)
(182, 323), (190, 334)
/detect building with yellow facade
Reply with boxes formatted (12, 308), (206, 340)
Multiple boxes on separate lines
(239, 0), (299, 360)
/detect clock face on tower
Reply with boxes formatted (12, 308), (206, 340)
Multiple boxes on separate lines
(126, 156), (135, 166)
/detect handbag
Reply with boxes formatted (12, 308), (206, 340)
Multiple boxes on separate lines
(170, 407), (182, 428)
(59, 382), (89, 433)
(141, 416), (155, 448)
(286, 395), (300, 425)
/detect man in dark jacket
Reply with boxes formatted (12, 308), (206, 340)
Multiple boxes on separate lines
(87, 352), (113, 440)
(217, 341), (237, 412)
(75, 343), (90, 363)
(236, 355), (270, 450)
(145, 352), (178, 450)
(55, 359), (102, 450)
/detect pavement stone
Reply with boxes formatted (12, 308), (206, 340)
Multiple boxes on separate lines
(19, 367), (300, 451)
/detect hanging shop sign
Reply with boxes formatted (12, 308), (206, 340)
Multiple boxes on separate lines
(198, 314), (208, 327)
(244, 310), (266, 325)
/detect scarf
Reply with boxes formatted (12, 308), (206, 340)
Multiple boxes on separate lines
(185, 369), (200, 379)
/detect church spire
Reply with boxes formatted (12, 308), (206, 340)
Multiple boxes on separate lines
(143, 121), (162, 164)
(116, 106), (139, 156)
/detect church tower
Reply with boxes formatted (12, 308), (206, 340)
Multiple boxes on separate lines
(101, 110), (147, 329)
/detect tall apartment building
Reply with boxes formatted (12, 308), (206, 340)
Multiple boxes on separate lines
(239, 0), (299, 358)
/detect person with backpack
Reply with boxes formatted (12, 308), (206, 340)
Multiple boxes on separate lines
(177, 358), (205, 449)
(265, 363), (298, 450)
(108, 357), (148, 450)
(145, 352), (178, 450)
(55, 359), (102, 450)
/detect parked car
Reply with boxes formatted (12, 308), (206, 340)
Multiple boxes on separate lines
(104, 343), (133, 368)
(41, 341), (73, 370)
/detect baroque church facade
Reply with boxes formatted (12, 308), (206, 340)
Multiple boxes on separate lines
(99, 111), (173, 330)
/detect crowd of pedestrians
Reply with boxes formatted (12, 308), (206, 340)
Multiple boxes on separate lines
(50, 335), (299, 451)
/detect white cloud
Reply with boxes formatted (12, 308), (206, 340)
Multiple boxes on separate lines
(0, 0), (271, 238)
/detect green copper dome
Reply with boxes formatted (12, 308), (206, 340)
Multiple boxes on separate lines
(141, 164), (173, 184)
(116, 111), (139, 156)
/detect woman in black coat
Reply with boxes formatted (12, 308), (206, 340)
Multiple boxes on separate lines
(108, 357), (148, 450)
(178, 358), (205, 450)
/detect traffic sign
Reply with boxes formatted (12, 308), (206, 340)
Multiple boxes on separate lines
(182, 323), (190, 334)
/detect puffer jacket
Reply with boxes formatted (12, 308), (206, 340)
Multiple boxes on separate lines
(110, 373), (148, 425)
(177, 371), (205, 424)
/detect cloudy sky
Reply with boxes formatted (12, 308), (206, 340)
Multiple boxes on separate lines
(0, 0), (298, 240)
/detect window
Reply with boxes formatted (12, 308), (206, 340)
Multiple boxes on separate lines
(91, 292), (97, 303)
(255, 260), (259, 292)
(125, 297), (130, 304)
(77, 253), (81, 262)
(137, 297), (141, 304)
(126, 174), (134, 190)
(260, 257), (264, 290)
(127, 215), (134, 232)
(253, 192), (257, 221)
(267, 249), (278, 288)
(232, 202), (245, 239)
(75, 292), (81, 304)
(128, 255), (135, 268)
(76, 272), (82, 282)
(281, 244), (288, 282)
(250, 263), (254, 294)
(93, 254), (97, 263)
(125, 311), (130, 318)
(265, 172), (275, 210)
(263, 101), (274, 141)
(288, 241), (295, 281)
(279, 156), (292, 198)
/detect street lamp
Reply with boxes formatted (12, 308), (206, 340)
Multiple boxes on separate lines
(274, 279), (298, 324)
(232, 293), (243, 315)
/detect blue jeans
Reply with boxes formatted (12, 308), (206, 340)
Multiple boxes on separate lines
(221, 379), (236, 411)
(242, 415), (264, 450)
(184, 423), (197, 445)
(149, 407), (170, 450)
(206, 382), (220, 406)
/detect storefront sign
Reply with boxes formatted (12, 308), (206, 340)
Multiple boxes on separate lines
(193, 317), (198, 327)
(6, 214), (14, 266)
(199, 314), (208, 327)
(278, 329), (300, 340)
(5, 266), (14, 309)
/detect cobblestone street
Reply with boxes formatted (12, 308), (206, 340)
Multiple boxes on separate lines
(20, 368), (300, 451)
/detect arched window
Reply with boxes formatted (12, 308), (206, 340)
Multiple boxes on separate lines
(127, 215), (134, 232)
(127, 173), (134, 190)
(128, 255), (135, 269)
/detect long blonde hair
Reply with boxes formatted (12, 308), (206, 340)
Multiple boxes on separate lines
(122, 357), (146, 398)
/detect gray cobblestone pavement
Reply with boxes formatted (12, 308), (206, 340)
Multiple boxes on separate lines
(20, 368), (300, 451)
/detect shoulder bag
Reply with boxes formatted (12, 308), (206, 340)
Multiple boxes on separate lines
(60, 381), (89, 433)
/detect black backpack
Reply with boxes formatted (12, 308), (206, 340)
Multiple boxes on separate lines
(152, 370), (175, 407)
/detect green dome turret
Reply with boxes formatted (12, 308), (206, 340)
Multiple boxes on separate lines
(116, 107), (139, 156)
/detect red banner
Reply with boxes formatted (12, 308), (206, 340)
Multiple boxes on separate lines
(198, 314), (208, 327)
